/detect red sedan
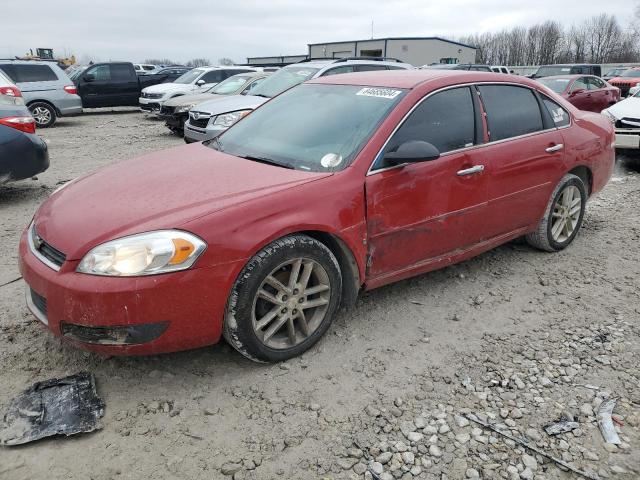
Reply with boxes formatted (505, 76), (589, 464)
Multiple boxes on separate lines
(20, 71), (615, 362)
(537, 75), (620, 112)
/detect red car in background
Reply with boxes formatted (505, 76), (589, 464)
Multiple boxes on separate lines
(537, 75), (620, 112)
(608, 68), (640, 97)
(19, 70), (615, 362)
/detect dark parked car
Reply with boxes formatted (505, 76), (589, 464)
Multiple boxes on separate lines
(537, 75), (620, 112)
(603, 67), (629, 82)
(531, 64), (601, 79)
(0, 71), (49, 184)
(73, 62), (174, 108)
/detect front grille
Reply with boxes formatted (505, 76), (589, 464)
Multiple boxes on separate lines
(189, 112), (210, 129)
(140, 102), (160, 111)
(159, 105), (174, 115)
(30, 289), (47, 317)
(618, 118), (640, 129)
(31, 226), (66, 268)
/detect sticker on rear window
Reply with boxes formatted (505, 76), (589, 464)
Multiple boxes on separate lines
(356, 87), (402, 99)
(551, 108), (567, 124)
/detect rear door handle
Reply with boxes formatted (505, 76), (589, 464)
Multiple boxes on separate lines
(456, 165), (485, 176)
(545, 144), (564, 153)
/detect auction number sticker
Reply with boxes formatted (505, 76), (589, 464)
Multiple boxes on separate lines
(356, 87), (402, 99)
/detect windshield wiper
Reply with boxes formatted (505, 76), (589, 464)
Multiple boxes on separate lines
(209, 136), (224, 152)
(238, 155), (294, 169)
(250, 93), (270, 98)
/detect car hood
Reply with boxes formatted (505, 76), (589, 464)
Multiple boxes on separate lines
(33, 143), (330, 260)
(609, 76), (640, 85)
(606, 97), (640, 120)
(142, 83), (193, 94)
(164, 93), (225, 107)
(189, 94), (267, 115)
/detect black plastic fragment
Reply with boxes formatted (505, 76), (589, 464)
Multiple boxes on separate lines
(0, 372), (105, 446)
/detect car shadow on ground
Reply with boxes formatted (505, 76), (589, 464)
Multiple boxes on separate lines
(0, 182), (50, 206)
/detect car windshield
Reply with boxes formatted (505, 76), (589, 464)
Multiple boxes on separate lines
(538, 77), (571, 93)
(210, 75), (252, 94)
(535, 66), (572, 77)
(621, 70), (640, 78)
(213, 83), (405, 172)
(174, 68), (205, 84)
(605, 69), (625, 77)
(248, 66), (320, 98)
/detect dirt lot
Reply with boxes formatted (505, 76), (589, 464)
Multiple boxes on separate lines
(0, 110), (638, 480)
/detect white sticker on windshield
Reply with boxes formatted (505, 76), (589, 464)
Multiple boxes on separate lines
(356, 87), (402, 99)
(320, 153), (343, 168)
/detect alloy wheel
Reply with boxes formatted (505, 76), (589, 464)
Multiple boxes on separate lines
(251, 258), (331, 350)
(31, 106), (52, 126)
(550, 185), (582, 243)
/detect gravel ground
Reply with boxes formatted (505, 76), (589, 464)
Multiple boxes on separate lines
(0, 110), (638, 480)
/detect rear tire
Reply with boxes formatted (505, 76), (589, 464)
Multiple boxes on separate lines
(223, 234), (342, 363)
(526, 174), (587, 252)
(28, 102), (57, 128)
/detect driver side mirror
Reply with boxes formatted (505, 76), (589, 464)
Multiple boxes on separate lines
(83, 73), (95, 82)
(383, 141), (440, 166)
(570, 88), (585, 96)
(196, 79), (206, 86)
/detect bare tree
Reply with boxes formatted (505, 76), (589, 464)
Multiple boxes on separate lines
(218, 57), (235, 66)
(144, 58), (177, 65)
(186, 58), (211, 67)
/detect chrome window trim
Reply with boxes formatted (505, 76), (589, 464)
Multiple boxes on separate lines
(25, 286), (48, 325)
(367, 81), (573, 176)
(28, 222), (61, 272)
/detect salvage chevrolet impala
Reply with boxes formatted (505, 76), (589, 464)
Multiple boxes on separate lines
(19, 70), (615, 362)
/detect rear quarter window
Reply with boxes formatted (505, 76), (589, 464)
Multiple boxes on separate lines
(10, 64), (59, 82)
(541, 96), (570, 128)
(478, 85), (543, 141)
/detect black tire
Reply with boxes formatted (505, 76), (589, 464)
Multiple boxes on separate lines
(28, 102), (57, 128)
(525, 173), (587, 252)
(223, 234), (342, 362)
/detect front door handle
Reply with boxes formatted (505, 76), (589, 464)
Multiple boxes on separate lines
(545, 144), (564, 153)
(456, 165), (485, 176)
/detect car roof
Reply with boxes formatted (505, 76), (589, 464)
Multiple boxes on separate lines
(538, 74), (594, 79)
(308, 69), (536, 90)
(286, 58), (412, 69)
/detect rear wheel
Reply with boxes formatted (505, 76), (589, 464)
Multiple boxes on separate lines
(526, 174), (587, 252)
(28, 102), (57, 128)
(223, 235), (342, 362)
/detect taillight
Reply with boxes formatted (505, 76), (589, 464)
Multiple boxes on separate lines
(0, 116), (36, 134)
(63, 85), (77, 95)
(0, 86), (22, 97)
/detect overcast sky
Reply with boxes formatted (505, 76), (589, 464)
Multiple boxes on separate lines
(2, 0), (637, 64)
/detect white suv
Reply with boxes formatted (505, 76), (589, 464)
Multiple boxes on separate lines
(139, 66), (257, 113)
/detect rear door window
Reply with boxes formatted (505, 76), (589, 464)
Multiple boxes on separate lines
(200, 70), (224, 83)
(478, 85), (543, 141)
(8, 64), (58, 82)
(321, 66), (355, 76)
(383, 86), (476, 157)
(110, 64), (133, 81)
(356, 65), (387, 72)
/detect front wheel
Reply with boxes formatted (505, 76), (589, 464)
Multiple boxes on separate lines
(28, 102), (57, 128)
(223, 235), (342, 362)
(526, 173), (587, 252)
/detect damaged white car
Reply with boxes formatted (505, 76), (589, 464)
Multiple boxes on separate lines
(602, 90), (640, 150)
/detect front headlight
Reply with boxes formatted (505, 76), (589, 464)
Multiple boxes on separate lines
(601, 109), (617, 123)
(77, 230), (206, 277)
(175, 103), (196, 114)
(212, 110), (251, 128)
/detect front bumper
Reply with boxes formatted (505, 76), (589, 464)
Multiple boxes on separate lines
(19, 228), (243, 355)
(139, 97), (162, 113)
(615, 129), (640, 149)
(183, 121), (225, 143)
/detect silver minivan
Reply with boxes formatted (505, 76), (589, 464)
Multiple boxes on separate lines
(0, 60), (83, 127)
